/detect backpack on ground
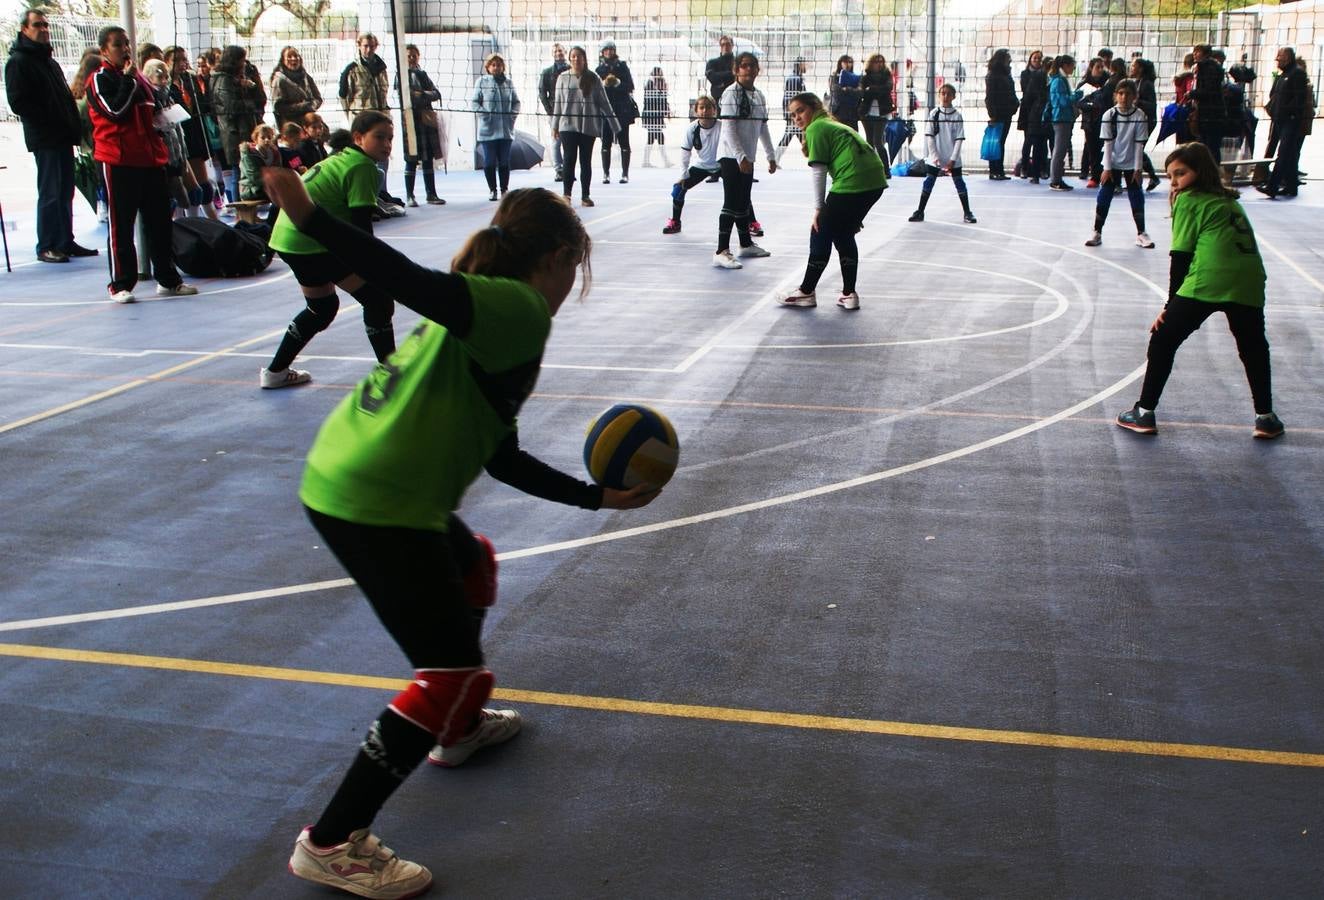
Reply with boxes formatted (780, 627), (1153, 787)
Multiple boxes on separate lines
(172, 218), (274, 278)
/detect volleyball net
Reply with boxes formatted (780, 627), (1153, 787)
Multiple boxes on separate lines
(3, 0), (1320, 171)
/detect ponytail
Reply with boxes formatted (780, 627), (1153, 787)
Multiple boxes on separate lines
(451, 189), (593, 297)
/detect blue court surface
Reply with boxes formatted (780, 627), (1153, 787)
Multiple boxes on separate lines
(0, 164), (1321, 898)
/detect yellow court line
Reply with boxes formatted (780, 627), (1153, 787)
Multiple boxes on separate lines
(0, 328), (285, 435)
(2, 642), (1321, 770)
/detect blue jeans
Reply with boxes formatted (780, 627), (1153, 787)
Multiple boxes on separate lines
(33, 147), (75, 254)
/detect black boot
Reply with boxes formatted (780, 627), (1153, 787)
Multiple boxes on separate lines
(620, 150), (631, 183)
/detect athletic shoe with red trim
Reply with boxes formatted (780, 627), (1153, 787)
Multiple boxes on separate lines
(288, 826), (431, 899)
(260, 367), (312, 389)
(427, 708), (522, 767)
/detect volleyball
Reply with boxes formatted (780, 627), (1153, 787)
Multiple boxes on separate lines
(583, 404), (680, 491)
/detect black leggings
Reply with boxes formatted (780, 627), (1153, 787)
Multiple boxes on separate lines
(307, 508), (486, 668)
(1138, 295), (1273, 414)
(717, 157), (754, 252)
(559, 131), (596, 199)
(861, 119), (888, 166)
(800, 187), (884, 295)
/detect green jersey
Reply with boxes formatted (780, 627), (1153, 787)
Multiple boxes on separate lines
(1170, 191), (1266, 307)
(269, 146), (381, 255)
(299, 274), (552, 531)
(803, 115), (889, 194)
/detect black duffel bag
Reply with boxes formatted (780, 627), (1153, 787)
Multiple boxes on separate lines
(172, 218), (274, 278)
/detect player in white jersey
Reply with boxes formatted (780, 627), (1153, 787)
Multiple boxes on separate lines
(662, 95), (721, 234)
(1084, 79), (1154, 248)
(908, 84), (976, 223)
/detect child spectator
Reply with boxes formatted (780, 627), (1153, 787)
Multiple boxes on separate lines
(1084, 79), (1153, 248)
(662, 95), (720, 234)
(641, 66), (671, 167)
(1116, 142), (1282, 439)
(909, 83), (976, 223)
(299, 113), (329, 167)
(278, 121), (307, 172)
(239, 123), (279, 201)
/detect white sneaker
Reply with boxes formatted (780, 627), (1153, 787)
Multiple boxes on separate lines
(289, 827), (432, 900)
(427, 708), (522, 767)
(109, 289), (135, 304)
(260, 367), (312, 389)
(837, 292), (860, 311)
(1136, 231), (1155, 249)
(1084, 231), (1102, 247)
(156, 283), (199, 296)
(738, 243), (771, 258)
(712, 250), (743, 269)
(780, 289), (816, 308)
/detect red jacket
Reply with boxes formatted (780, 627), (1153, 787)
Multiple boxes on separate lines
(86, 62), (168, 167)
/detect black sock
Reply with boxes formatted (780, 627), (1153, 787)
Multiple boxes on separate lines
(350, 284), (396, 362)
(916, 191), (931, 212)
(269, 293), (337, 372)
(717, 214), (734, 253)
(958, 192), (972, 215)
(309, 709), (436, 847)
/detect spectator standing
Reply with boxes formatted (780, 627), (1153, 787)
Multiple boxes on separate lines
(829, 55), (862, 131)
(210, 45), (262, 203)
(1129, 57), (1161, 190)
(641, 66), (671, 167)
(1173, 52), (1196, 105)
(1045, 55), (1083, 191)
(706, 35), (735, 101)
(472, 52), (520, 201)
(271, 46), (322, 129)
(1016, 50), (1048, 181)
(164, 46), (220, 219)
(340, 33), (389, 119)
(401, 45), (446, 207)
(597, 41), (636, 183)
(858, 54), (895, 164)
(983, 48), (1019, 179)
(539, 44), (569, 181)
(1189, 43), (1228, 163)
(551, 45), (618, 207)
(5, 9), (98, 263)
(85, 25), (195, 302)
(70, 51), (106, 222)
(1076, 57), (1108, 182)
(142, 58), (203, 218)
(776, 56), (807, 163)
(1260, 47), (1313, 199)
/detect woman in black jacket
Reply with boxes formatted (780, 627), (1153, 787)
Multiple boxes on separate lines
(983, 48), (1019, 179)
(858, 53), (895, 164)
(1016, 50), (1048, 181)
(1129, 57), (1161, 191)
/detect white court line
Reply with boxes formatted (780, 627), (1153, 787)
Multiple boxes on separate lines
(1261, 240), (1324, 296)
(727, 260), (1070, 350)
(0, 269), (293, 307)
(0, 361), (1147, 633)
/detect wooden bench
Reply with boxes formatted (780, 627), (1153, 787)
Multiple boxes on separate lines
(225, 200), (265, 225)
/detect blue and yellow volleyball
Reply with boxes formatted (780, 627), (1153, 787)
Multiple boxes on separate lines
(583, 404), (680, 490)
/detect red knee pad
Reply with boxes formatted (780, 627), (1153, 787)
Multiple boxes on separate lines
(390, 668), (494, 745)
(463, 534), (498, 609)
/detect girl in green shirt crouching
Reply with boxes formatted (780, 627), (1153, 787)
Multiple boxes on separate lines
(1117, 141), (1284, 439)
(260, 166), (660, 899)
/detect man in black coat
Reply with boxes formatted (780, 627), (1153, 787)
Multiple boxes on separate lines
(4, 9), (98, 262)
(1261, 46), (1313, 198)
(1189, 43), (1227, 163)
(539, 43), (568, 181)
(705, 35), (735, 101)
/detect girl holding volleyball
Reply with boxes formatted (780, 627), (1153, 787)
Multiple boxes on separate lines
(779, 92), (888, 311)
(1115, 142), (1283, 439)
(259, 166), (658, 899)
